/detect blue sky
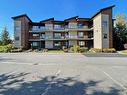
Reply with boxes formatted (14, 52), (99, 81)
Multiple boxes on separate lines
(0, 0), (127, 39)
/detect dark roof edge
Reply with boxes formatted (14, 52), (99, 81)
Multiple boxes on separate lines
(91, 5), (115, 19)
(12, 14), (32, 22)
(78, 18), (90, 19)
(40, 18), (54, 23)
(64, 16), (79, 21)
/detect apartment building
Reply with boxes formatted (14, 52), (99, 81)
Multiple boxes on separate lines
(12, 5), (114, 49)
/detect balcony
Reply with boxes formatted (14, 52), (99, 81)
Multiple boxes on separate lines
(29, 25), (93, 32)
(54, 27), (65, 30)
(29, 35), (93, 41)
(68, 35), (93, 40)
(66, 26), (93, 31)
(29, 27), (53, 32)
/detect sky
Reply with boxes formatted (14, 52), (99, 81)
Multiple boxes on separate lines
(0, 0), (127, 39)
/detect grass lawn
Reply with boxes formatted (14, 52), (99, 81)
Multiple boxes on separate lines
(118, 50), (127, 55)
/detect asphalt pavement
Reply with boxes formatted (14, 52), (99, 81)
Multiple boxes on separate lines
(0, 53), (127, 95)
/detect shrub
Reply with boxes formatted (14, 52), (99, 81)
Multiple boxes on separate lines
(70, 45), (81, 53)
(11, 48), (22, 53)
(0, 44), (22, 53)
(0, 45), (9, 53)
(6, 44), (15, 52)
(89, 48), (102, 53)
(80, 47), (88, 53)
(63, 48), (68, 52)
(89, 48), (116, 53)
(62, 46), (68, 53)
(103, 48), (116, 53)
(43, 49), (48, 52)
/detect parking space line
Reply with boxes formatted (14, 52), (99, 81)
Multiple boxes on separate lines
(102, 70), (127, 91)
(41, 69), (61, 95)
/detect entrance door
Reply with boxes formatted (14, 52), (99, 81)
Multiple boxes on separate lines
(41, 41), (45, 48)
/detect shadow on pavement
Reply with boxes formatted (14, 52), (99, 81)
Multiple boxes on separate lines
(83, 53), (127, 57)
(0, 73), (122, 95)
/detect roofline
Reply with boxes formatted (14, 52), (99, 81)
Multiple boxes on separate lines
(64, 16), (79, 21)
(54, 20), (64, 22)
(40, 18), (54, 23)
(91, 5), (115, 19)
(78, 18), (90, 19)
(12, 5), (115, 23)
(12, 14), (32, 22)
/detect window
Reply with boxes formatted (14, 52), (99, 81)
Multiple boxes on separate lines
(69, 23), (77, 29)
(78, 32), (84, 38)
(14, 21), (21, 31)
(32, 42), (38, 46)
(103, 21), (108, 27)
(54, 33), (61, 39)
(78, 23), (83, 28)
(32, 26), (39, 31)
(15, 26), (21, 31)
(103, 34), (107, 39)
(46, 24), (53, 29)
(33, 34), (39, 37)
(54, 25), (62, 29)
(54, 42), (61, 47)
(41, 34), (45, 39)
(79, 41), (85, 46)
(15, 37), (19, 41)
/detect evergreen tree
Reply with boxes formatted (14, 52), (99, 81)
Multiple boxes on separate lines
(0, 27), (11, 45)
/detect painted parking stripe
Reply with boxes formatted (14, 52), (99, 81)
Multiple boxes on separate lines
(102, 70), (127, 91)
(41, 70), (61, 95)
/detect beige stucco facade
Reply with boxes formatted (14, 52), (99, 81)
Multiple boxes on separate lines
(93, 13), (110, 49)
(93, 14), (103, 48)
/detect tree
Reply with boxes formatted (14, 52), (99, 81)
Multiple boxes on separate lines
(113, 13), (127, 50)
(115, 13), (127, 25)
(0, 27), (11, 45)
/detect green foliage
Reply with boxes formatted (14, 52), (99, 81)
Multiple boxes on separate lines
(70, 45), (81, 53)
(0, 44), (22, 53)
(113, 13), (127, 50)
(10, 48), (22, 53)
(0, 46), (6, 53)
(0, 27), (11, 45)
(89, 48), (102, 53)
(116, 13), (127, 25)
(103, 48), (116, 53)
(119, 50), (127, 54)
(89, 48), (116, 53)
(0, 45), (11, 53)
(69, 45), (88, 53)
(80, 47), (88, 53)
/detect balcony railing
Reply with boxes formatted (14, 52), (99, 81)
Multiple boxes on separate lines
(30, 35), (93, 40)
(54, 27), (65, 30)
(30, 27), (53, 32)
(30, 26), (93, 32)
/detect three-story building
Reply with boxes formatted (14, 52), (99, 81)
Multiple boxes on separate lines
(12, 5), (115, 49)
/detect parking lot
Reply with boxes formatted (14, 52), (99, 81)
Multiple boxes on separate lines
(0, 53), (127, 95)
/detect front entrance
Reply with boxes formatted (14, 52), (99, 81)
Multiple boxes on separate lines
(53, 41), (68, 49)
(41, 41), (45, 48)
